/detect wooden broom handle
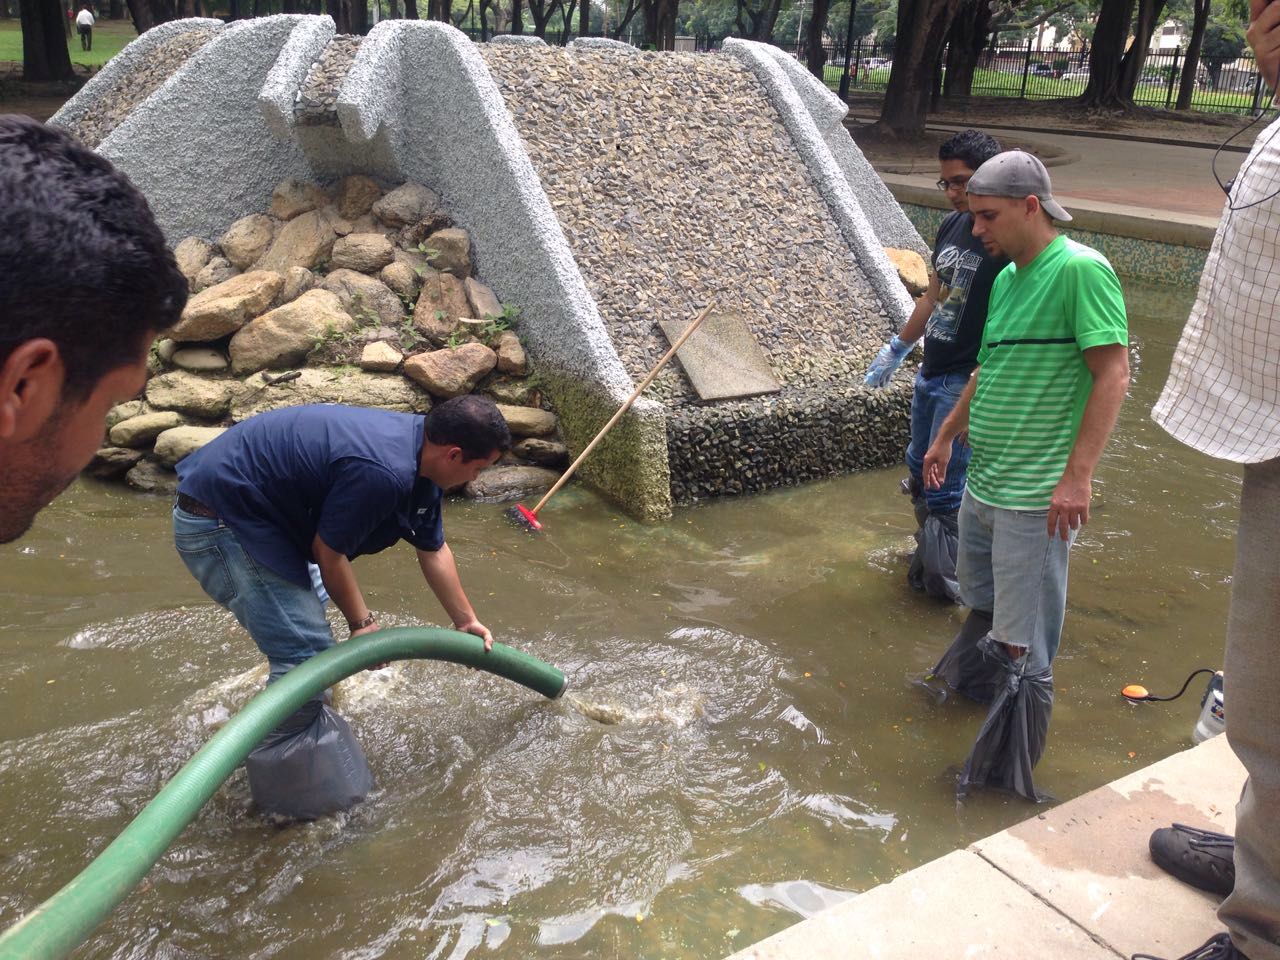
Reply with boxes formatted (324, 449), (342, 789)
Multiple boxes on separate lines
(528, 303), (716, 516)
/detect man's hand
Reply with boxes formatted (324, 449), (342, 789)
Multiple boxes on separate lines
(455, 617), (494, 652)
(923, 437), (953, 490)
(348, 618), (387, 670)
(1047, 468), (1091, 541)
(1248, 0), (1280, 89)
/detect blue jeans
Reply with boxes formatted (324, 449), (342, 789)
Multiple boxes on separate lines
(906, 369), (973, 514)
(956, 491), (1075, 674)
(173, 506), (333, 681)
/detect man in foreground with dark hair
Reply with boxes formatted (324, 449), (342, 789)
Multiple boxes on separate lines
(0, 114), (188, 545)
(864, 128), (1006, 603)
(172, 397), (511, 818)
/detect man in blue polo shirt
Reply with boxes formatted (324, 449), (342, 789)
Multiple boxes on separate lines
(173, 396), (510, 816)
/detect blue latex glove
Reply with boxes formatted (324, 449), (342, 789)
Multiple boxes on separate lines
(863, 335), (915, 388)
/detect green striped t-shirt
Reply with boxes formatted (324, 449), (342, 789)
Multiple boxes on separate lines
(967, 236), (1128, 510)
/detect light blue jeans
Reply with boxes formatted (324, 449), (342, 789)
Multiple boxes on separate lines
(956, 491), (1076, 674)
(173, 506), (333, 682)
(906, 369), (973, 514)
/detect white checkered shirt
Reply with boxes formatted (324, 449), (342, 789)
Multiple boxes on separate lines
(1153, 114), (1280, 463)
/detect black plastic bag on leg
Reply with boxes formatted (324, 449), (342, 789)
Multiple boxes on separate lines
(908, 510), (961, 603)
(246, 696), (374, 820)
(924, 609), (1002, 704)
(956, 637), (1054, 803)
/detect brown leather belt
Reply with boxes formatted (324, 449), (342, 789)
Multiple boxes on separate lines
(176, 492), (218, 519)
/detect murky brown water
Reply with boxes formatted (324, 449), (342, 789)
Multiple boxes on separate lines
(0, 280), (1239, 959)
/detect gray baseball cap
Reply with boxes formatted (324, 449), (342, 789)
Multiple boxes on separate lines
(966, 150), (1072, 222)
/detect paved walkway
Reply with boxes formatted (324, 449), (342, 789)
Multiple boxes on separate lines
(866, 122), (1245, 224)
(727, 734), (1245, 959)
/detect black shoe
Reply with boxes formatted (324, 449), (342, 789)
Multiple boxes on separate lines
(1150, 823), (1235, 896)
(1133, 932), (1248, 959)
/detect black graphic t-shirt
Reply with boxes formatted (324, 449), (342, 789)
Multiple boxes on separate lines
(922, 210), (1007, 378)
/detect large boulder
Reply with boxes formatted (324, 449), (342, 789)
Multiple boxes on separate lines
(360, 341), (403, 373)
(85, 446), (145, 479)
(270, 179), (328, 220)
(380, 260), (421, 300)
(230, 367), (431, 420)
(336, 175), (383, 220)
(425, 227), (471, 277)
(109, 411), (185, 448)
(193, 256), (239, 293)
(494, 330), (527, 375)
(413, 270), (471, 341)
(513, 438), (569, 468)
(496, 403), (557, 438)
(885, 247), (929, 298)
(125, 459), (178, 494)
(463, 465), (560, 502)
(403, 343), (497, 398)
(276, 266), (316, 306)
(153, 426), (227, 467)
(372, 183), (439, 228)
(254, 210), (336, 274)
(170, 271), (284, 342)
(173, 237), (215, 290)
(106, 399), (145, 431)
(146, 370), (235, 419)
(228, 288), (355, 374)
(220, 214), (276, 271)
(329, 234), (397, 276)
(171, 347), (229, 372)
(321, 269), (405, 327)
(464, 277), (503, 319)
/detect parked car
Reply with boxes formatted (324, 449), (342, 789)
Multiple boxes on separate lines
(1062, 69), (1089, 81)
(1029, 63), (1060, 78)
(861, 57), (892, 70)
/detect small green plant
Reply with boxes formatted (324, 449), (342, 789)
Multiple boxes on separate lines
(478, 303), (520, 343)
(445, 329), (468, 349)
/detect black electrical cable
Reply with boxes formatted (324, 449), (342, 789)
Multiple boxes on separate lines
(1213, 104), (1280, 210)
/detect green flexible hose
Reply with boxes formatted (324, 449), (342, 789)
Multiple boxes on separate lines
(0, 628), (566, 960)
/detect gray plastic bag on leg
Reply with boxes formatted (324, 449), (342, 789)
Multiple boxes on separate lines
(246, 697), (374, 820)
(908, 510), (961, 602)
(926, 609), (1002, 704)
(956, 637), (1054, 803)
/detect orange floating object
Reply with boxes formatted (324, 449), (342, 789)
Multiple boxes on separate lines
(1122, 684), (1150, 700)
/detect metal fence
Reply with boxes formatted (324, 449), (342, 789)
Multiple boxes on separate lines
(815, 38), (1274, 115)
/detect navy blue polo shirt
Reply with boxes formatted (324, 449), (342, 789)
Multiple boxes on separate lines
(176, 405), (444, 589)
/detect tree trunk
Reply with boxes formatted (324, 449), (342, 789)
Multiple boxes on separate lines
(0, 0), (10, 20)
(404, 0), (418, 17)
(1175, 0), (1209, 109)
(943, 0), (992, 98)
(511, 0), (522, 32)
(1118, 0), (1165, 100)
(578, 0), (587, 38)
(642, 0), (675, 47)
(876, 0), (964, 138)
(325, 0), (349, 31)
(735, 0), (783, 41)
(1078, 0), (1136, 109)
(20, 0), (74, 80)
(804, 0), (830, 80)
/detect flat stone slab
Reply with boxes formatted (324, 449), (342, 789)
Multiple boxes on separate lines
(726, 849), (1116, 960)
(658, 311), (781, 402)
(726, 735), (1244, 960)
(973, 733), (1243, 960)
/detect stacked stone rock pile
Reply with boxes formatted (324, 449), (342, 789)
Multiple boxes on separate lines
(89, 175), (570, 498)
(296, 35), (362, 126)
(70, 28), (219, 150)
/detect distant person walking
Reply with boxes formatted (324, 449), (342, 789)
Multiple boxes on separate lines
(75, 6), (94, 52)
(863, 129), (1006, 603)
(923, 151), (1129, 802)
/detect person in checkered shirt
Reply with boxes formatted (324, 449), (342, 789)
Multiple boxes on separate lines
(1135, 4), (1280, 959)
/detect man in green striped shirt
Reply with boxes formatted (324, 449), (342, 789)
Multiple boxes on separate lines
(923, 151), (1129, 800)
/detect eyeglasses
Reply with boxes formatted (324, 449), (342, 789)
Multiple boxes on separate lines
(936, 177), (971, 192)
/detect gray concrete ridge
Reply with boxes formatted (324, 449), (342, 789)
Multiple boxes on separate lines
(756, 44), (928, 259)
(259, 16), (335, 141)
(727, 733), (1245, 959)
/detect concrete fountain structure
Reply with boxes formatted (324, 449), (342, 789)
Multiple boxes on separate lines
(53, 16), (926, 520)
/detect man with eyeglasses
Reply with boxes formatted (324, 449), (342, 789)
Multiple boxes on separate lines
(864, 129), (1006, 603)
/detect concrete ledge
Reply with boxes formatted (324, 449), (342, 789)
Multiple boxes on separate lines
(727, 734), (1243, 960)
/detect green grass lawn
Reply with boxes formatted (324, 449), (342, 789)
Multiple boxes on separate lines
(0, 17), (136, 69)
